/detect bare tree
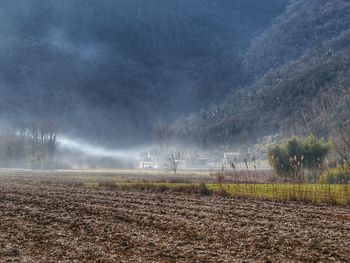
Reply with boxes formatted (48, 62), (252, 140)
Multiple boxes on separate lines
(334, 122), (350, 169)
(0, 136), (25, 168)
(40, 121), (57, 162)
(17, 120), (57, 168)
(0, 120), (58, 169)
(167, 152), (181, 174)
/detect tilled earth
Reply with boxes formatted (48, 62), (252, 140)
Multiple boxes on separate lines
(0, 182), (350, 262)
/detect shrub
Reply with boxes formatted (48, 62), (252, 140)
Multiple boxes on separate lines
(268, 135), (331, 181)
(198, 183), (212, 196)
(268, 145), (292, 178)
(322, 166), (350, 184)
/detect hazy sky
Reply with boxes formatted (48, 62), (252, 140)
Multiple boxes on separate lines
(0, 0), (287, 147)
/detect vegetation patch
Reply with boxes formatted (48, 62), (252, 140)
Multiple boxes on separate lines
(268, 136), (331, 182)
(86, 181), (350, 206)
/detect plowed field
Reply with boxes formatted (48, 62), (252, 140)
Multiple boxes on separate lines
(0, 171), (350, 262)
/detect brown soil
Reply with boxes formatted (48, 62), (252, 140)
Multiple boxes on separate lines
(0, 173), (349, 262)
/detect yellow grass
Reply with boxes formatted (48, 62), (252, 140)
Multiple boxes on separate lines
(212, 183), (350, 205)
(100, 182), (350, 206)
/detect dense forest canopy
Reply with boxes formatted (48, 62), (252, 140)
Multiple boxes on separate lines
(181, 0), (350, 148)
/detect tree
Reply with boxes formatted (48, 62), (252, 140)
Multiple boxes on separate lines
(333, 122), (350, 169)
(0, 136), (26, 168)
(302, 135), (331, 181)
(24, 121), (58, 168)
(0, 120), (58, 169)
(166, 152), (181, 174)
(268, 145), (292, 179)
(40, 121), (57, 163)
(268, 136), (331, 182)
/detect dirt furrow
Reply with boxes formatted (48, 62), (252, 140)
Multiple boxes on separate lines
(1, 182), (350, 262)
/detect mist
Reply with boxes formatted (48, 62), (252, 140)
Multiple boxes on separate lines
(0, 0), (288, 148)
(58, 135), (151, 160)
(1, 2), (349, 261)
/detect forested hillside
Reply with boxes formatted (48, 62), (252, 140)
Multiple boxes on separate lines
(180, 0), (350, 148)
(244, 0), (350, 77)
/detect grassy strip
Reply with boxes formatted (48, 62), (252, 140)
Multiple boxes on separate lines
(211, 184), (350, 206)
(83, 182), (350, 206)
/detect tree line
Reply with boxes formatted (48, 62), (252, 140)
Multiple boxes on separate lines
(0, 121), (57, 169)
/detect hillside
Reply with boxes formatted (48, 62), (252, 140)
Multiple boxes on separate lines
(179, 0), (350, 148)
(244, 0), (350, 78)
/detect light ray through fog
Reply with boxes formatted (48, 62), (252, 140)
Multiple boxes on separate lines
(58, 136), (135, 159)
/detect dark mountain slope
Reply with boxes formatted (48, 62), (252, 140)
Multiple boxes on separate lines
(181, 0), (350, 147)
(244, 0), (350, 78)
